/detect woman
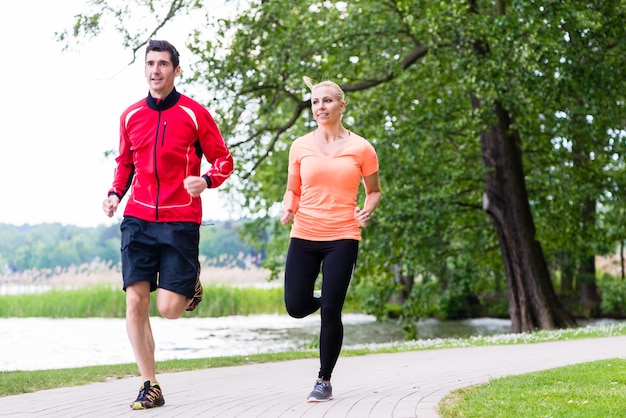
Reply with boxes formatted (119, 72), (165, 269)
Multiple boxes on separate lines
(280, 76), (382, 402)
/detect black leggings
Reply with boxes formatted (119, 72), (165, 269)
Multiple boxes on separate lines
(284, 238), (359, 380)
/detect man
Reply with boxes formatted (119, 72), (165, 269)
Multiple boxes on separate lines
(102, 39), (234, 410)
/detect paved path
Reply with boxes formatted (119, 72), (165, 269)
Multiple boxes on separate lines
(2, 336), (625, 417)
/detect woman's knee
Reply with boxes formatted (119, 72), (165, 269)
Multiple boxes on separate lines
(285, 297), (320, 318)
(285, 302), (308, 318)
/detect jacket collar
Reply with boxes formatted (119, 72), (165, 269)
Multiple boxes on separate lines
(146, 88), (180, 111)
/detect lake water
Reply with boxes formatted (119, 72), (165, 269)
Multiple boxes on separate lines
(0, 315), (513, 371)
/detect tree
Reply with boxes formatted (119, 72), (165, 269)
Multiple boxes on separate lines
(58, 0), (626, 332)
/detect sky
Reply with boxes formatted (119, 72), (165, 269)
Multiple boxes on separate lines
(0, 1), (234, 227)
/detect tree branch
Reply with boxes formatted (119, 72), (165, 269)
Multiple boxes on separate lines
(342, 44), (428, 92)
(240, 100), (310, 180)
(237, 43), (429, 180)
(127, 0), (193, 65)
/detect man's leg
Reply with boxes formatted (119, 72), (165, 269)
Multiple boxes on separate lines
(156, 288), (191, 319)
(126, 281), (156, 383)
(157, 222), (202, 315)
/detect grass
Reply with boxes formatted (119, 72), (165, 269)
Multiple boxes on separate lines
(438, 359), (626, 417)
(0, 283), (361, 318)
(0, 284), (286, 318)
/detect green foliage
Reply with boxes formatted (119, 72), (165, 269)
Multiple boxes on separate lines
(598, 275), (626, 316)
(238, 216), (290, 281)
(55, 0), (626, 327)
(404, 278), (443, 320)
(401, 278), (444, 339)
(0, 223), (121, 271)
(199, 220), (258, 268)
(353, 274), (399, 319)
(0, 221), (259, 273)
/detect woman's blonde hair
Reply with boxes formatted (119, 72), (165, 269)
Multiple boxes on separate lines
(303, 76), (346, 104)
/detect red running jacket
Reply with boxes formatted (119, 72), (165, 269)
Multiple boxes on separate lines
(108, 89), (234, 224)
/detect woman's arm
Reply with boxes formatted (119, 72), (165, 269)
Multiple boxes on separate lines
(280, 174), (302, 226)
(355, 171), (382, 227)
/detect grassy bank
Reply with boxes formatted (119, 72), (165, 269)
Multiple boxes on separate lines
(439, 358), (626, 417)
(1, 321), (625, 400)
(0, 284), (361, 318)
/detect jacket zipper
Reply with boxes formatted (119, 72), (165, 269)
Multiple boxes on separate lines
(154, 113), (162, 222)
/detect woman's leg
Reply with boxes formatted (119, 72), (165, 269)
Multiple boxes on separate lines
(318, 239), (359, 380)
(284, 238), (322, 318)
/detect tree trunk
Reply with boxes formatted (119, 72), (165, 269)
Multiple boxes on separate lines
(475, 99), (576, 332)
(578, 198), (601, 315)
(559, 251), (575, 294)
(579, 255), (600, 316)
(619, 241), (626, 280)
(390, 264), (415, 305)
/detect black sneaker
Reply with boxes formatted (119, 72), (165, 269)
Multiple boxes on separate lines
(130, 381), (165, 410)
(307, 379), (333, 402)
(186, 264), (203, 312)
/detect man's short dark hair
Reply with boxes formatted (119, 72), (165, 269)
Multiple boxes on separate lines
(146, 39), (180, 68)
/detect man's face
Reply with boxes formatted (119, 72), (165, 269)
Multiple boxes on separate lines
(144, 50), (180, 97)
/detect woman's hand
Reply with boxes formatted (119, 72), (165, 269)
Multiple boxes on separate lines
(280, 209), (294, 226)
(354, 207), (371, 227)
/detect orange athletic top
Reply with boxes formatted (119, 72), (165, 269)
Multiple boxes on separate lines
(288, 132), (378, 241)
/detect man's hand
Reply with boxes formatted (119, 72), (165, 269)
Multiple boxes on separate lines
(184, 176), (209, 197)
(102, 195), (120, 218)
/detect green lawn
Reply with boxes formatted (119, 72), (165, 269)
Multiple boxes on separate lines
(439, 359), (626, 417)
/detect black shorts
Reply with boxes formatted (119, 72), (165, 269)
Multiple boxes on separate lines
(120, 216), (200, 298)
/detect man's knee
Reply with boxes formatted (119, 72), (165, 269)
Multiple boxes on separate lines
(158, 306), (184, 319)
(126, 282), (151, 318)
(156, 289), (188, 319)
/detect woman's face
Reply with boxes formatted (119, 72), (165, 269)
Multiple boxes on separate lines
(311, 86), (345, 126)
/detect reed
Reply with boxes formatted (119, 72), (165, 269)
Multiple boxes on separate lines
(0, 284), (282, 318)
(0, 285), (124, 318)
(193, 285), (286, 316)
(0, 284), (361, 318)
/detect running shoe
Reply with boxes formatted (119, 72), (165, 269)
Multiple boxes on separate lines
(186, 264), (203, 312)
(307, 379), (333, 402)
(130, 381), (165, 410)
